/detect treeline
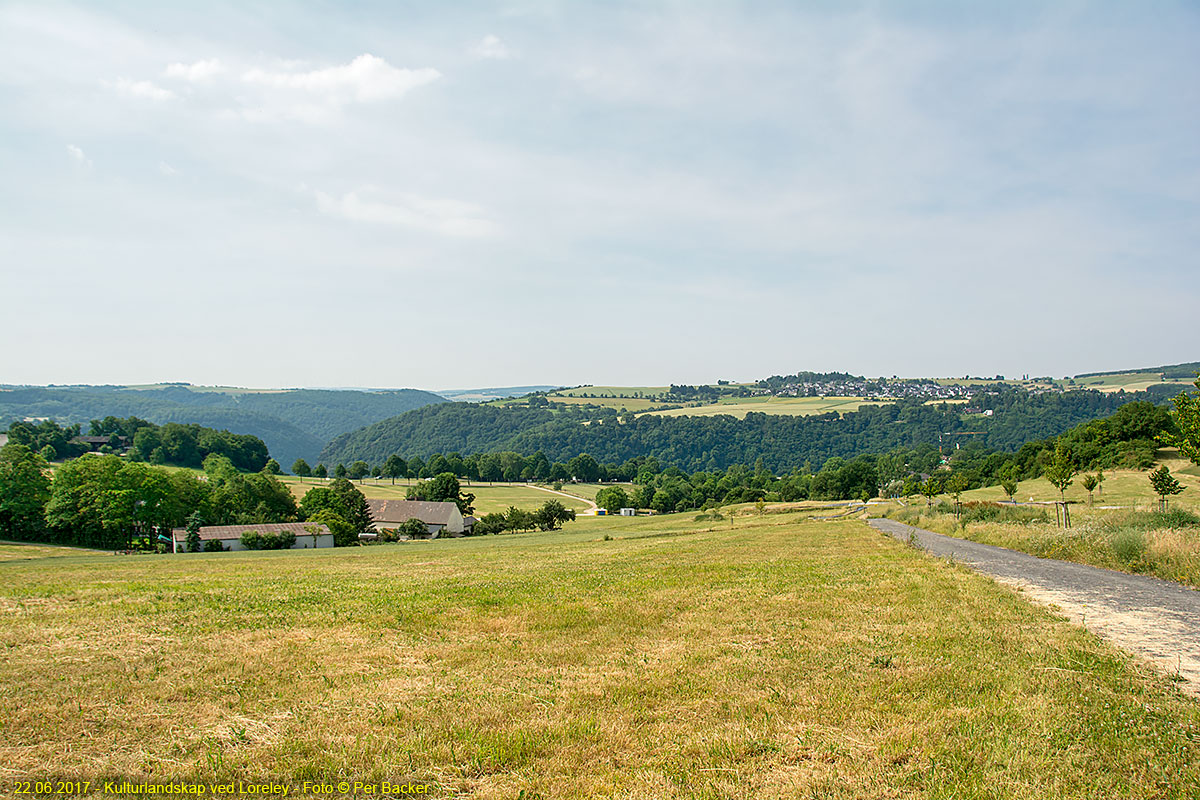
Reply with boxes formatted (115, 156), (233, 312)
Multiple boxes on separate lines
(320, 388), (1157, 472)
(7, 416), (270, 472)
(0, 445), (380, 550)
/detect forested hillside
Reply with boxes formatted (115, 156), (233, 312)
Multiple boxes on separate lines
(0, 385), (445, 467)
(320, 388), (1155, 471)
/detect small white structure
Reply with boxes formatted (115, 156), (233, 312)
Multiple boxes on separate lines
(619, 508), (637, 517)
(172, 522), (334, 552)
(366, 499), (467, 537)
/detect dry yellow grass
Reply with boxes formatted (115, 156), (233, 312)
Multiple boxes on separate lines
(2, 513), (1198, 797)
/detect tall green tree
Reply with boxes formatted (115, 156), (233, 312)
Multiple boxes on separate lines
(292, 458), (312, 481)
(300, 478), (373, 541)
(595, 486), (629, 514)
(0, 444), (51, 541)
(1164, 376), (1200, 465)
(406, 472), (475, 515)
(347, 460), (370, 482)
(382, 454), (407, 485)
(313, 463), (328, 479)
(534, 500), (575, 530)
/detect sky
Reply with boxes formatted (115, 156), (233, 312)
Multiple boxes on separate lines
(1, 1), (1197, 390)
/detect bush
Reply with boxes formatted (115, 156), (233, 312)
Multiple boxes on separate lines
(397, 519), (427, 540)
(958, 501), (1050, 526)
(473, 513), (506, 535)
(1110, 530), (1147, 566)
(203, 539), (225, 552)
(240, 530), (297, 550)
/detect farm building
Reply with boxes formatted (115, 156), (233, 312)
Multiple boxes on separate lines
(171, 522), (334, 552)
(366, 499), (470, 537)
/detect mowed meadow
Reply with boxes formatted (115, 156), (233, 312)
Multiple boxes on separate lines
(2, 512), (1199, 798)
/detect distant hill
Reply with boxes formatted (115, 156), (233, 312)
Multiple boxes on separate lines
(0, 385), (446, 468)
(320, 387), (1157, 472)
(436, 386), (560, 402)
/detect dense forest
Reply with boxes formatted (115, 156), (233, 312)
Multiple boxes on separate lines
(0, 385), (445, 467)
(320, 387), (1164, 472)
(7, 416), (272, 472)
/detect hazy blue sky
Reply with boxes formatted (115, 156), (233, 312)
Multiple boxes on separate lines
(1, 1), (1197, 389)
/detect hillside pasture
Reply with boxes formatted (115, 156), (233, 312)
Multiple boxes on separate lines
(645, 395), (878, 419)
(960, 452), (1200, 510)
(1061, 371), (1194, 393)
(553, 385), (672, 398)
(2, 513), (1198, 797)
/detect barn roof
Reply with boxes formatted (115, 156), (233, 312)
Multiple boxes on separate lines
(171, 522), (331, 541)
(366, 499), (460, 525)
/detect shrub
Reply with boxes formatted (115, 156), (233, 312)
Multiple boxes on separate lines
(958, 501), (1050, 526)
(1110, 530), (1147, 566)
(398, 519), (428, 540)
(473, 513), (506, 535)
(239, 531), (297, 550)
(203, 539), (225, 552)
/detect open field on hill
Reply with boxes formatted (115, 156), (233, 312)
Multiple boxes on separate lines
(2, 513), (1198, 798)
(546, 395), (666, 411)
(1065, 372), (1193, 393)
(961, 453), (1200, 509)
(554, 385), (673, 398)
(550, 482), (632, 501)
(645, 396), (878, 419)
(278, 477), (593, 516)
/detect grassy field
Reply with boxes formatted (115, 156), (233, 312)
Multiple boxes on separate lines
(645, 396), (877, 419)
(2, 513), (1199, 798)
(279, 477), (593, 516)
(1056, 372), (1194, 394)
(552, 482), (632, 502)
(961, 453), (1200, 510)
(547, 395), (666, 412)
(553, 386), (672, 398)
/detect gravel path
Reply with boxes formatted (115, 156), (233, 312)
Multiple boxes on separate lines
(869, 518), (1200, 694)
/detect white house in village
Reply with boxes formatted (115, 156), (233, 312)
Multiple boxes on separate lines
(366, 499), (472, 537)
(171, 522), (334, 552)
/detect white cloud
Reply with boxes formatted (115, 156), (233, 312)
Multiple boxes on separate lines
(312, 188), (499, 238)
(65, 144), (91, 168)
(158, 160), (178, 176)
(473, 35), (513, 60)
(109, 77), (175, 101)
(242, 54), (439, 102)
(164, 58), (223, 81)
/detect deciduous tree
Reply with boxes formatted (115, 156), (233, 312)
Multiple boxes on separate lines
(1149, 466), (1184, 512)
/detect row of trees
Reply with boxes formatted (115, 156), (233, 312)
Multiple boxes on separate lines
(0, 445), (380, 550)
(473, 501), (576, 535)
(290, 451), (606, 486)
